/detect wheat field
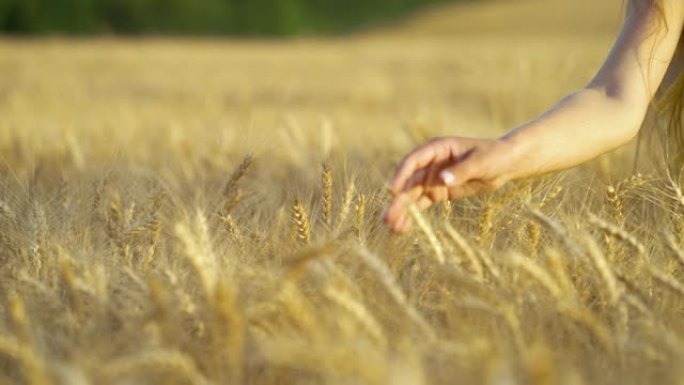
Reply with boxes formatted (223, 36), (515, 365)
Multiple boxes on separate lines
(2, 0), (684, 384)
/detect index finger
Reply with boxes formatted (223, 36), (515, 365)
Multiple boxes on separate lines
(390, 145), (437, 194)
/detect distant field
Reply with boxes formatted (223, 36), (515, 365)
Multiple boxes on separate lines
(2, 1), (684, 385)
(377, 0), (622, 36)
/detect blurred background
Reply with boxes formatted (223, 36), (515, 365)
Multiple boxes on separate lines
(0, 0), (620, 37)
(0, 0), (625, 178)
(1, 0), (462, 36)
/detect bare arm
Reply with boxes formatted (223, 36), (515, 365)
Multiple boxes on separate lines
(501, 0), (684, 179)
(384, 0), (684, 234)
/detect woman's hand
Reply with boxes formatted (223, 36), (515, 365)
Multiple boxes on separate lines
(382, 0), (684, 236)
(382, 136), (517, 234)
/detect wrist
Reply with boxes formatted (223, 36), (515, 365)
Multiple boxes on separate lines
(495, 132), (535, 182)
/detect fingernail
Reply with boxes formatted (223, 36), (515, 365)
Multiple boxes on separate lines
(440, 170), (456, 186)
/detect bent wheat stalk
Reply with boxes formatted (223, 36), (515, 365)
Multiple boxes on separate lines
(408, 203), (445, 264)
(354, 245), (436, 342)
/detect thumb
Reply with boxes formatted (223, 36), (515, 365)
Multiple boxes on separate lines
(439, 160), (476, 187)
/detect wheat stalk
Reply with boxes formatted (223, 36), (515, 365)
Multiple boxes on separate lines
(291, 198), (311, 245)
(529, 209), (583, 257)
(324, 284), (387, 348)
(440, 200), (452, 223)
(175, 211), (218, 295)
(664, 233), (684, 270)
(276, 280), (318, 332)
(220, 154), (253, 215)
(526, 221), (541, 257)
(0, 334), (48, 385)
(557, 302), (614, 355)
(509, 252), (562, 301)
(355, 193), (366, 242)
(0, 199), (16, 223)
(101, 349), (209, 385)
(443, 224), (484, 280)
(649, 266), (684, 296)
(220, 214), (243, 243)
(587, 213), (646, 256)
(407, 203), (445, 264)
(478, 202), (495, 248)
(539, 185), (563, 209)
(337, 180), (356, 230)
(322, 163), (333, 229)
(141, 218), (161, 273)
(581, 233), (621, 305)
(212, 280), (244, 383)
(545, 247), (575, 298)
(354, 245), (436, 342)
(605, 185), (624, 228)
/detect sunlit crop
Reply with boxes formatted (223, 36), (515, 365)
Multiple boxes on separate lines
(1, 2), (682, 384)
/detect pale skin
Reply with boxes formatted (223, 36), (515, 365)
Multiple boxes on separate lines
(383, 0), (684, 234)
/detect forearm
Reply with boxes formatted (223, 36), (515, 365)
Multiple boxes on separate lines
(497, 87), (646, 181)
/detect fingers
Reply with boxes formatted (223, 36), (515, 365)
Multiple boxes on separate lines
(390, 144), (438, 194)
(402, 155), (454, 192)
(403, 168), (428, 192)
(391, 196), (432, 234)
(383, 184), (435, 234)
(393, 212), (411, 234)
(383, 184), (423, 226)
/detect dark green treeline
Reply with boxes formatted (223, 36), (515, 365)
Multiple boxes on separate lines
(0, 0), (462, 36)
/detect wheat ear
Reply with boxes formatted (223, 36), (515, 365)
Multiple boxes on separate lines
(322, 163), (333, 229)
(337, 180), (356, 230)
(291, 198), (311, 245)
(529, 209), (583, 257)
(220, 154), (253, 215)
(587, 213), (646, 256)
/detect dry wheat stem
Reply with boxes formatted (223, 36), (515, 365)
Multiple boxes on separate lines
(355, 193), (366, 242)
(587, 213), (646, 256)
(408, 203), (445, 264)
(354, 245), (437, 342)
(101, 349), (209, 385)
(649, 266), (684, 296)
(664, 233), (684, 270)
(324, 284), (387, 348)
(175, 213), (218, 295)
(582, 233), (621, 305)
(556, 302), (614, 355)
(444, 224), (484, 280)
(509, 253), (563, 301)
(529, 209), (583, 257)
(322, 163), (333, 229)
